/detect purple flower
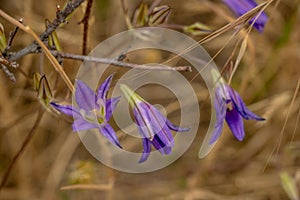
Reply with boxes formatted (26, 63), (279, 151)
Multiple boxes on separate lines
(210, 83), (265, 144)
(120, 84), (190, 163)
(222, 0), (268, 32)
(50, 74), (122, 148)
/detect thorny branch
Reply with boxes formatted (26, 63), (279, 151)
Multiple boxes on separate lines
(51, 51), (192, 72)
(1, 0), (190, 81)
(5, 0), (85, 62)
(0, 0), (192, 87)
(0, 56), (18, 68)
(0, 56), (18, 82)
(0, 63), (16, 82)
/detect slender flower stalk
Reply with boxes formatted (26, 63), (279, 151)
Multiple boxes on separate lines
(222, 0), (268, 32)
(120, 84), (190, 163)
(210, 81), (265, 144)
(51, 74), (122, 148)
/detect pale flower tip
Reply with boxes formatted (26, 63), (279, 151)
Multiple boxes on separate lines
(119, 84), (133, 101)
(256, 115), (266, 121)
(119, 84), (145, 107)
(119, 84), (132, 93)
(138, 153), (149, 163)
(180, 127), (191, 132)
(234, 131), (245, 141)
(138, 158), (146, 164)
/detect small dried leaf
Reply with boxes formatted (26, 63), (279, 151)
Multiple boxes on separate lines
(51, 31), (62, 51)
(33, 72), (42, 92)
(45, 20), (54, 48)
(149, 5), (171, 26)
(48, 34), (54, 48)
(132, 2), (149, 27)
(0, 23), (7, 52)
(183, 22), (212, 36)
(45, 19), (61, 51)
(33, 73), (53, 108)
(280, 171), (299, 200)
(38, 75), (53, 106)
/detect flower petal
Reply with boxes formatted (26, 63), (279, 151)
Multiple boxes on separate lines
(250, 14), (268, 33)
(97, 74), (114, 100)
(134, 103), (174, 155)
(98, 124), (122, 148)
(209, 120), (225, 144)
(50, 102), (81, 118)
(72, 118), (97, 131)
(223, 0), (257, 16)
(105, 96), (121, 120)
(75, 80), (96, 111)
(225, 108), (245, 141)
(151, 134), (172, 155)
(144, 103), (175, 148)
(139, 138), (151, 163)
(228, 86), (265, 121)
(244, 108), (265, 121)
(133, 106), (155, 139)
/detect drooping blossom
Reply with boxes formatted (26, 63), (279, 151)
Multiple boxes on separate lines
(222, 0), (268, 32)
(119, 84), (190, 163)
(51, 74), (122, 148)
(210, 83), (265, 144)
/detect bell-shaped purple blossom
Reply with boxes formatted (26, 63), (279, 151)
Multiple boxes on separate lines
(210, 83), (265, 144)
(120, 84), (190, 163)
(50, 74), (122, 148)
(222, 0), (268, 32)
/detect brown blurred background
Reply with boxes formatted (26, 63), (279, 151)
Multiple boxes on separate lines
(0, 0), (300, 199)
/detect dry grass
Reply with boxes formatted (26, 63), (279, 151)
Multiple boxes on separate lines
(0, 0), (300, 199)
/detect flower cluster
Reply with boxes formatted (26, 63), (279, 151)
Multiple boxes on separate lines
(51, 72), (265, 162)
(51, 0), (270, 159)
(51, 75), (190, 163)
